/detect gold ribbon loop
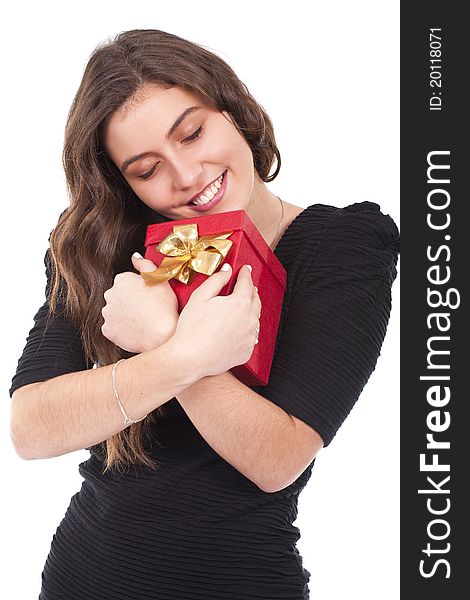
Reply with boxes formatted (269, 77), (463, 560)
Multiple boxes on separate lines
(141, 223), (233, 286)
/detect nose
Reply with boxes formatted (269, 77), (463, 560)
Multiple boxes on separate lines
(170, 157), (203, 192)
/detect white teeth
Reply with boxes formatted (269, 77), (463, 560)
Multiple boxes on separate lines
(190, 172), (225, 206)
(191, 195), (210, 206)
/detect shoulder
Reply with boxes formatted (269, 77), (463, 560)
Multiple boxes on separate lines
(296, 200), (399, 255)
(288, 201), (399, 255)
(298, 201), (399, 245)
(332, 201), (399, 247)
(288, 201), (399, 289)
(320, 201), (399, 263)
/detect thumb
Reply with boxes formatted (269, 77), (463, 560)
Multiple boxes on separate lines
(131, 252), (158, 273)
(192, 263), (233, 301)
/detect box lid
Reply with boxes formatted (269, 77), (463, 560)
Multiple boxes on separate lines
(144, 210), (287, 289)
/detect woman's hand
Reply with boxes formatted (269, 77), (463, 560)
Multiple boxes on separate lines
(170, 263), (262, 379)
(101, 253), (179, 353)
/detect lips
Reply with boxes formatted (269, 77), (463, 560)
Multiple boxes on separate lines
(188, 171), (225, 204)
(186, 170), (228, 212)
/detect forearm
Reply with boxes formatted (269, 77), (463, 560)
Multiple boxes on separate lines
(10, 338), (199, 460)
(176, 371), (302, 492)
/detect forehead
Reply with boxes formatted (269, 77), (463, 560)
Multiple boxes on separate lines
(118, 84), (203, 121)
(104, 85), (207, 155)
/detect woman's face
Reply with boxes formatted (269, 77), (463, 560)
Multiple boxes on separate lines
(104, 84), (256, 221)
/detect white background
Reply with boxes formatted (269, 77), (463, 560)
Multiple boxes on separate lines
(1, 1), (400, 598)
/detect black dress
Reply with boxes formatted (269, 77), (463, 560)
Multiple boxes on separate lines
(10, 201), (400, 600)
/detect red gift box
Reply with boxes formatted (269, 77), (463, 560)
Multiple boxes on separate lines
(143, 210), (287, 386)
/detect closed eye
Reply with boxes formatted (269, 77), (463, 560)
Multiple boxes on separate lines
(139, 165), (158, 181)
(184, 125), (204, 143)
(138, 126), (204, 181)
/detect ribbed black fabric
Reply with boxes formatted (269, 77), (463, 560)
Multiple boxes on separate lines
(9, 201), (399, 600)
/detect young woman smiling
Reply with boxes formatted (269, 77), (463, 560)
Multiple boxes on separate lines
(9, 29), (399, 600)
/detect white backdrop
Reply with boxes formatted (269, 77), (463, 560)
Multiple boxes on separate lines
(1, 1), (400, 598)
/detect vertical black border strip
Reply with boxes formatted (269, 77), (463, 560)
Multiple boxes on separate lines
(401, 2), (466, 598)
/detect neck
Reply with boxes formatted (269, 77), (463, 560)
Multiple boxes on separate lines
(245, 175), (284, 249)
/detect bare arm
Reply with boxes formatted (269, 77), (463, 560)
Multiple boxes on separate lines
(10, 261), (259, 461)
(176, 371), (323, 493)
(10, 338), (199, 460)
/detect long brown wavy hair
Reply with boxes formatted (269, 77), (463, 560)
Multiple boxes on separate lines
(48, 29), (281, 474)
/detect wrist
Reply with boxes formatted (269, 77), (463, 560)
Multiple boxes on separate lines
(138, 334), (169, 353)
(138, 323), (178, 353)
(144, 334), (204, 388)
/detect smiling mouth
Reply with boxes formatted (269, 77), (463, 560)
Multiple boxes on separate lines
(187, 171), (226, 206)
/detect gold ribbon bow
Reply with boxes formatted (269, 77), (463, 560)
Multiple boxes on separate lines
(141, 223), (233, 286)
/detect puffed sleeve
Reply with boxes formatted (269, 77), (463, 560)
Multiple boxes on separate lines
(256, 201), (400, 446)
(9, 248), (92, 397)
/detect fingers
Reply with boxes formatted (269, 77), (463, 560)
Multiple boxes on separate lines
(250, 285), (261, 345)
(252, 317), (260, 345)
(131, 252), (158, 274)
(232, 264), (254, 298)
(252, 285), (262, 318)
(190, 262), (233, 301)
(193, 264), (254, 303)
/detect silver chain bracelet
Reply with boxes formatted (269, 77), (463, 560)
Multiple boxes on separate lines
(111, 359), (148, 425)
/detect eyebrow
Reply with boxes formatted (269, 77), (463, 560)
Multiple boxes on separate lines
(119, 105), (202, 174)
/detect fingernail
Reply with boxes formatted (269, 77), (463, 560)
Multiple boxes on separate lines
(245, 264), (252, 272)
(132, 252), (143, 259)
(221, 263), (231, 271)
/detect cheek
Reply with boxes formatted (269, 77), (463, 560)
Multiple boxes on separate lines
(126, 179), (146, 202)
(126, 179), (161, 210)
(227, 136), (255, 181)
(205, 121), (251, 160)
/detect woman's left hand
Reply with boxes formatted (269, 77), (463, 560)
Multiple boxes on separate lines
(101, 254), (179, 353)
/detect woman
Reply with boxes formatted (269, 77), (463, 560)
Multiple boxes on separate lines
(9, 29), (399, 600)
